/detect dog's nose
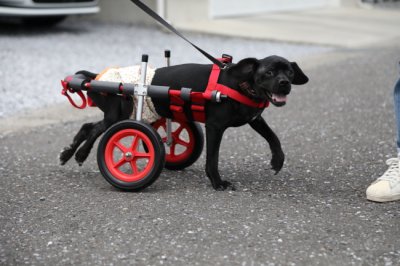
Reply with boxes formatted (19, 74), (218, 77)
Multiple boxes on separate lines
(279, 80), (289, 86)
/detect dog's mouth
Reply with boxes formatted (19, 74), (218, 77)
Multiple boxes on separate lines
(266, 92), (287, 106)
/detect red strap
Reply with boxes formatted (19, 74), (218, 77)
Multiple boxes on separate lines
(204, 64), (220, 95)
(61, 80), (87, 109)
(215, 84), (269, 108)
(205, 64), (269, 109)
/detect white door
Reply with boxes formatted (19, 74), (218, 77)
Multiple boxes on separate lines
(209, 0), (340, 18)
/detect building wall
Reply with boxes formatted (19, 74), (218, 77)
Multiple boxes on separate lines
(340, 0), (360, 7)
(165, 0), (209, 23)
(93, 0), (157, 25)
(92, 0), (361, 24)
(209, 0), (341, 18)
(164, 0), (360, 23)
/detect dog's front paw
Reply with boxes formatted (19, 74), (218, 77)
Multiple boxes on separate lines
(270, 152), (284, 174)
(213, 180), (236, 191)
(59, 146), (75, 165)
(75, 149), (89, 166)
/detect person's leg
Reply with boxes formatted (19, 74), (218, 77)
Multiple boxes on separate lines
(366, 76), (400, 202)
(394, 78), (400, 155)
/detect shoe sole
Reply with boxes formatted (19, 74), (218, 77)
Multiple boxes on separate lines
(367, 194), (400, 202)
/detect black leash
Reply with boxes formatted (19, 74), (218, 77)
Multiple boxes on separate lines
(130, 0), (226, 69)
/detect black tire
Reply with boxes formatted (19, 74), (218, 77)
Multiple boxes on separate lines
(153, 118), (204, 170)
(97, 120), (165, 191)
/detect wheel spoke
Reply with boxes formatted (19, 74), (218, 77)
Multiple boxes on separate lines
(169, 143), (176, 157)
(174, 125), (184, 137)
(113, 158), (126, 169)
(155, 120), (167, 134)
(114, 141), (128, 153)
(176, 138), (189, 147)
(135, 152), (151, 158)
(130, 161), (138, 174)
(130, 134), (139, 151)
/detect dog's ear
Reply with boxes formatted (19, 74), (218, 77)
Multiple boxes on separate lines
(228, 58), (259, 81)
(290, 62), (309, 85)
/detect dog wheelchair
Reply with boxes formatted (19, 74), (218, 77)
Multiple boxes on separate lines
(61, 51), (232, 191)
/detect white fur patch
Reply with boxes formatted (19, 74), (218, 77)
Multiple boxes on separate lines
(97, 66), (160, 124)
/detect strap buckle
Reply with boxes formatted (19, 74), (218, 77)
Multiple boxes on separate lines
(220, 63), (229, 70)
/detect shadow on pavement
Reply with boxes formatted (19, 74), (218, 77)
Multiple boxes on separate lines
(0, 17), (90, 36)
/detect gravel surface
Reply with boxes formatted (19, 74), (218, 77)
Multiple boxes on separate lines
(1, 19), (400, 265)
(0, 19), (329, 118)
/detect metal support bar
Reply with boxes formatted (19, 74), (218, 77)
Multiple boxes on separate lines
(136, 54), (149, 121)
(165, 50), (173, 146)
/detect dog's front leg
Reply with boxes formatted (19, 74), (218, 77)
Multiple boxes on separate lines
(205, 125), (235, 191)
(249, 115), (284, 174)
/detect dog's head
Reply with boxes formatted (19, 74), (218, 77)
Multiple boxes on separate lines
(227, 55), (308, 106)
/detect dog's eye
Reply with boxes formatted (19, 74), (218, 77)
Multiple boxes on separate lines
(287, 70), (294, 76)
(266, 71), (274, 76)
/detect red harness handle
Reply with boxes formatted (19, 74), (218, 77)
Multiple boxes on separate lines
(61, 80), (87, 109)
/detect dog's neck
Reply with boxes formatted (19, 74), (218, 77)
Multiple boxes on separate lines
(238, 81), (268, 102)
(238, 82), (255, 97)
(220, 70), (267, 103)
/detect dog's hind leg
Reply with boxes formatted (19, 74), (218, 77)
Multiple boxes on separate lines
(59, 121), (101, 165)
(74, 96), (133, 166)
(249, 115), (284, 174)
(59, 91), (107, 166)
(74, 121), (108, 166)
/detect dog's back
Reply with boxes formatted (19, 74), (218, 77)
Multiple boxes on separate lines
(152, 64), (213, 92)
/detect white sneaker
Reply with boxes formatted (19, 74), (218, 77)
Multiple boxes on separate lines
(366, 158), (400, 202)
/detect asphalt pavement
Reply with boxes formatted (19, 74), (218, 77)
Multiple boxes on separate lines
(1, 19), (400, 265)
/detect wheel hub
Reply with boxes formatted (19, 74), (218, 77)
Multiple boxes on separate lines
(125, 152), (134, 161)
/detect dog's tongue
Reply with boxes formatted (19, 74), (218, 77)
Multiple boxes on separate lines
(272, 94), (287, 103)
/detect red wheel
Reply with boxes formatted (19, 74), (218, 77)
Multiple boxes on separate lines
(97, 120), (165, 191)
(153, 118), (204, 170)
(104, 129), (155, 182)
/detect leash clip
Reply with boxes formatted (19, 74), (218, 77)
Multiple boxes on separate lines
(220, 63), (229, 70)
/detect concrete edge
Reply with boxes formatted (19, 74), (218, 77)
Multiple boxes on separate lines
(0, 104), (102, 137)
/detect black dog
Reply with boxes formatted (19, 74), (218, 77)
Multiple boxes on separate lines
(60, 55), (308, 190)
